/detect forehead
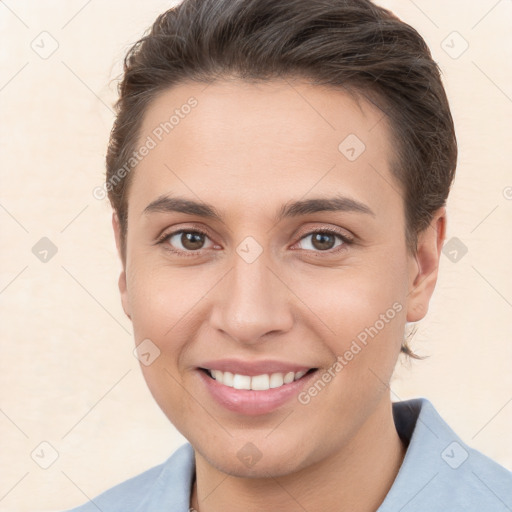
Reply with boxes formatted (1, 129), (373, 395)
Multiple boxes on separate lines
(128, 79), (400, 221)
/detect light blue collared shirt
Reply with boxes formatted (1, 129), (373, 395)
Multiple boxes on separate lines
(65, 398), (512, 511)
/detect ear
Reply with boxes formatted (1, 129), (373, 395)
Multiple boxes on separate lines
(406, 206), (447, 322)
(112, 211), (131, 321)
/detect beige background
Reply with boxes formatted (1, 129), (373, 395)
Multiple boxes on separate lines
(0, 1), (511, 511)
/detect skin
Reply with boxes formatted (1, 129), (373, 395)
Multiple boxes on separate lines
(112, 79), (446, 512)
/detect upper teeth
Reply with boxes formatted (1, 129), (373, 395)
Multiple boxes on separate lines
(208, 369), (308, 390)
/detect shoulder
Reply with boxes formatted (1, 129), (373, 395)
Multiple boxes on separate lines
(63, 443), (195, 512)
(380, 398), (512, 511)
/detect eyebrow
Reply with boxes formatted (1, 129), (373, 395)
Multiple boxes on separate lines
(143, 194), (375, 222)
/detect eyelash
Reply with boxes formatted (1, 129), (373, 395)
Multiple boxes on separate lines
(155, 227), (353, 257)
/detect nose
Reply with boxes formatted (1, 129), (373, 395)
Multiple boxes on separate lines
(209, 250), (294, 345)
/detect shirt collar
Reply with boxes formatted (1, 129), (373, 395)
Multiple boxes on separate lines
(378, 397), (455, 511)
(134, 441), (195, 512)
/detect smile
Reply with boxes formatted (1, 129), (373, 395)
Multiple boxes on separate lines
(202, 368), (315, 391)
(198, 365), (319, 415)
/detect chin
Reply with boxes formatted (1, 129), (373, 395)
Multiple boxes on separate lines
(208, 453), (303, 479)
(193, 436), (316, 479)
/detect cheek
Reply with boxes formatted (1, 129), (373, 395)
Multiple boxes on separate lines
(290, 252), (409, 403)
(126, 264), (198, 427)
(126, 260), (212, 339)
(295, 256), (407, 340)
(292, 274), (407, 422)
(126, 263), (213, 416)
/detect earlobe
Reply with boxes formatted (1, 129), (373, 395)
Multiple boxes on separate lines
(406, 207), (447, 322)
(118, 269), (132, 321)
(112, 211), (132, 321)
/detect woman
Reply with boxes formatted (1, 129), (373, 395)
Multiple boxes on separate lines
(66, 0), (512, 510)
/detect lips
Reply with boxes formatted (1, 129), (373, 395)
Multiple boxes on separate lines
(196, 359), (319, 415)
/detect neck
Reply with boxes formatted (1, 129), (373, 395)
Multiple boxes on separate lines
(190, 397), (406, 512)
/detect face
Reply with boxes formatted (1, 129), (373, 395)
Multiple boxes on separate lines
(114, 79), (444, 477)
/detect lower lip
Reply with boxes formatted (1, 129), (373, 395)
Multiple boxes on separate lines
(197, 369), (318, 416)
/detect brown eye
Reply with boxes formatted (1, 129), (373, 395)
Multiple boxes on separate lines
(163, 230), (214, 252)
(296, 230), (349, 252)
(180, 232), (205, 250)
(311, 233), (336, 251)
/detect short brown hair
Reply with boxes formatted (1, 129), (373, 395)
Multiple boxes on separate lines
(106, 0), (457, 357)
